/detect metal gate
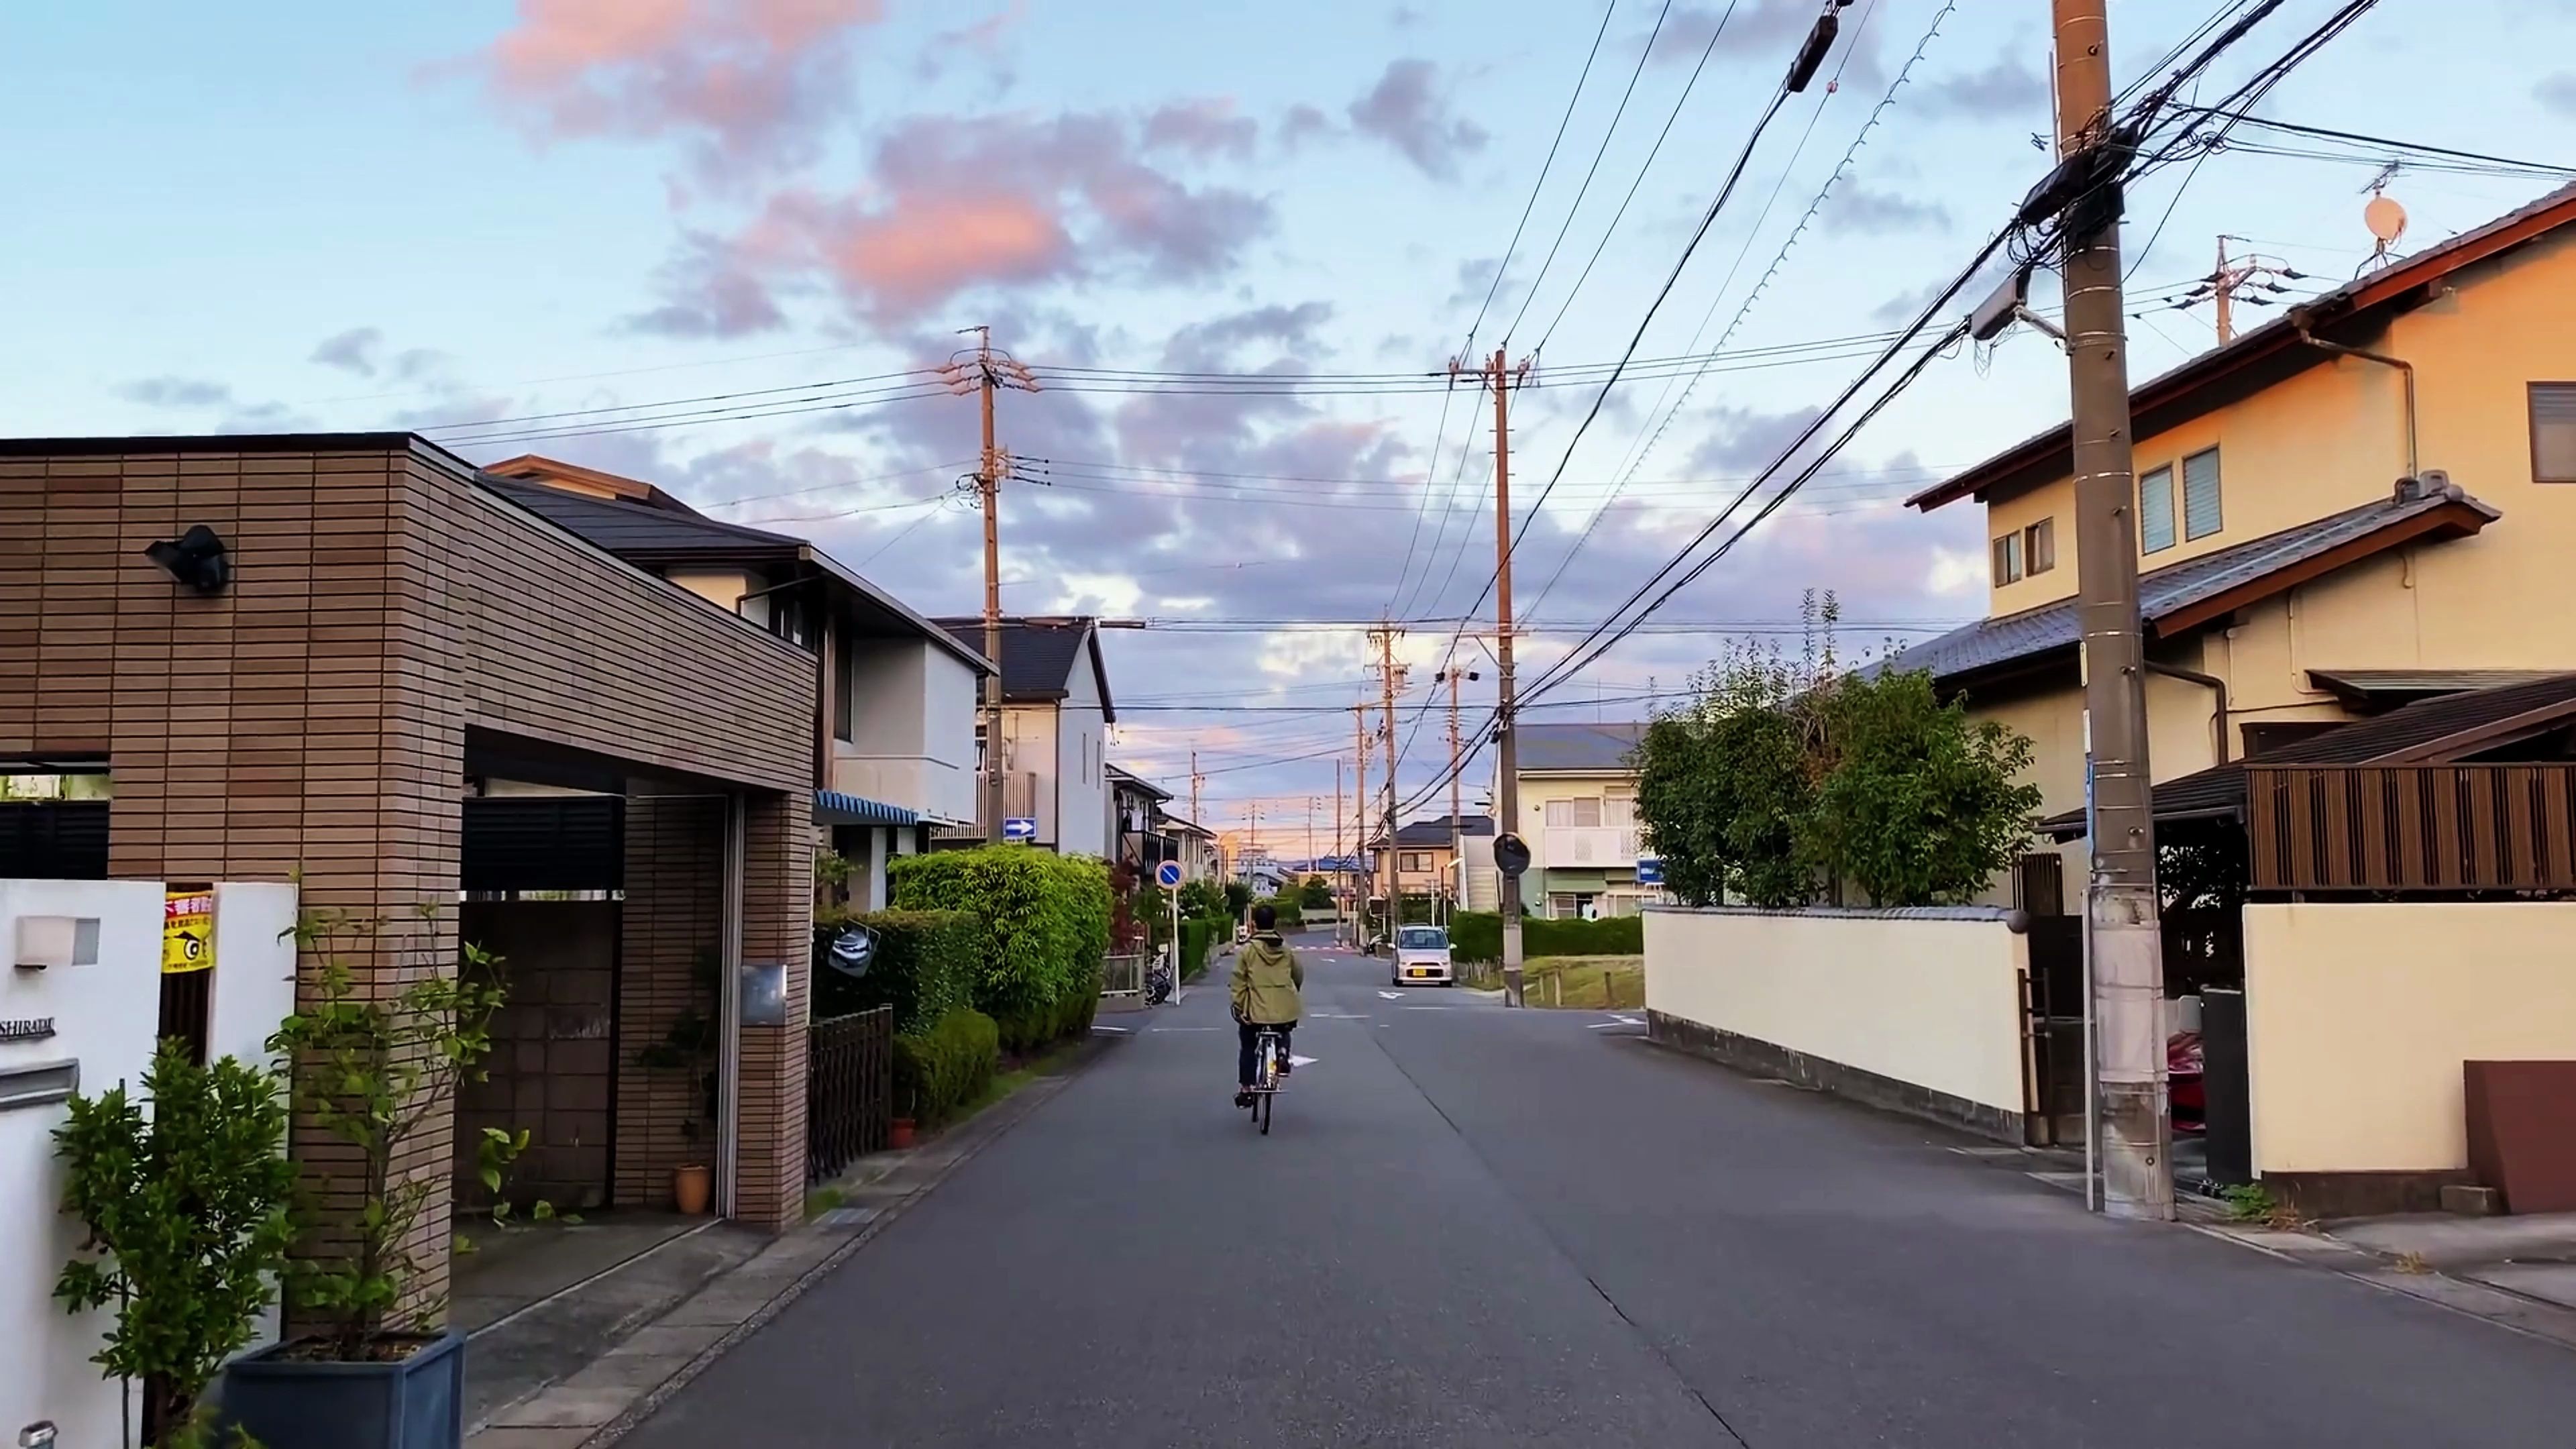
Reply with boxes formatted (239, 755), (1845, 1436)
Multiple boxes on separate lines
(808, 1006), (894, 1181)
(2021, 915), (2086, 1148)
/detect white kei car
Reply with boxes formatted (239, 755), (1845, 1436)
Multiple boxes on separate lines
(1389, 924), (1454, 986)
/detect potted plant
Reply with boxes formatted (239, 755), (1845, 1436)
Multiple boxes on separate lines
(634, 947), (721, 1214)
(54, 1040), (297, 1448)
(216, 915), (511, 1449)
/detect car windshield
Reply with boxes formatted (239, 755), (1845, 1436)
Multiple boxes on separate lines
(1398, 927), (1448, 950)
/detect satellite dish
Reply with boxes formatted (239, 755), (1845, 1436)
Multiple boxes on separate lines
(2365, 193), (2408, 246)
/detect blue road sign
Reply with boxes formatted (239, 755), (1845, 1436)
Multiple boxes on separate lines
(1156, 860), (1184, 889)
(1003, 816), (1038, 843)
(1635, 857), (1664, 885)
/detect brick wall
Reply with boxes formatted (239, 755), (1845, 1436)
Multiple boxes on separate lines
(735, 789), (815, 1230)
(3, 435), (822, 1313)
(616, 794), (724, 1207)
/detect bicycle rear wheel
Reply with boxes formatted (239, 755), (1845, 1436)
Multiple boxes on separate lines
(1258, 1089), (1271, 1135)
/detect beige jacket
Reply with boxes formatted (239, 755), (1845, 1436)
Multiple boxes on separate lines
(1229, 932), (1304, 1024)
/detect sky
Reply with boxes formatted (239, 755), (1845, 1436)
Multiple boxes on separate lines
(8, 0), (2573, 852)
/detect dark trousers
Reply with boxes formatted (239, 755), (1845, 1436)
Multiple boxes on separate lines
(1238, 1020), (1295, 1086)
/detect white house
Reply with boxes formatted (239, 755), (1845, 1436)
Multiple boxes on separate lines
(934, 616), (1117, 857)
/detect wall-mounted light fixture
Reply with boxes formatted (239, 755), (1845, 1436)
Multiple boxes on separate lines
(144, 524), (231, 595)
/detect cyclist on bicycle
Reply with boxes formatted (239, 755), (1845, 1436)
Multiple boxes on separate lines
(1231, 902), (1303, 1108)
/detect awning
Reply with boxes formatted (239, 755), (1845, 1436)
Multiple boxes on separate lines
(814, 790), (918, 827)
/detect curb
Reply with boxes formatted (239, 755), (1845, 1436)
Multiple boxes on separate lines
(465, 1030), (1121, 1448)
(2185, 1219), (2576, 1355)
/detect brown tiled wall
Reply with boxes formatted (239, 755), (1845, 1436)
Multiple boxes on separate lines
(3, 436), (822, 1310)
(735, 789), (816, 1230)
(616, 794), (725, 1208)
(458, 900), (619, 1212)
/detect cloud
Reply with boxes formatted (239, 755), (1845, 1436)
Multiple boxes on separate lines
(311, 327), (385, 376)
(2540, 74), (2576, 119)
(1916, 53), (2049, 121)
(1142, 99), (1260, 162)
(1870, 252), (2021, 326)
(914, 1), (1022, 83)
(470, 0), (889, 174)
(1830, 184), (1951, 235)
(1281, 103), (1336, 148)
(641, 110), (1275, 329)
(1346, 59), (1487, 180)
(116, 376), (236, 409)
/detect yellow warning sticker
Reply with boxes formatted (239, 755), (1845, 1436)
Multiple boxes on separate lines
(164, 889), (215, 974)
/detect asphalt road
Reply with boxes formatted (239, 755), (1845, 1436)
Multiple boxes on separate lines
(622, 934), (2576, 1448)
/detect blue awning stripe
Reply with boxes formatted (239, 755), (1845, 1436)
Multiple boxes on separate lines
(814, 790), (918, 826)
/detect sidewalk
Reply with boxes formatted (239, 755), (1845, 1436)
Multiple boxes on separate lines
(2192, 1210), (2576, 1352)
(467, 1032), (1118, 1448)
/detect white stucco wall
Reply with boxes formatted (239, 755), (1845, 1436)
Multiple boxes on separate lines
(836, 637), (981, 825)
(2243, 901), (2576, 1176)
(2, 879), (299, 1448)
(1644, 906), (2031, 1116)
(1051, 651), (1110, 857)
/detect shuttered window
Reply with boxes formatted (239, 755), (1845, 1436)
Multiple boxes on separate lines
(2139, 464), (2176, 553)
(2182, 447), (2222, 540)
(1991, 531), (2023, 584)
(2534, 383), (2576, 482)
(2024, 517), (2055, 575)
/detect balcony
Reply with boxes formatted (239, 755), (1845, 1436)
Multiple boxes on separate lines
(1537, 825), (1642, 869)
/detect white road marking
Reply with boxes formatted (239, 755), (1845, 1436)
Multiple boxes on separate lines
(1402, 1005), (1452, 1012)
(1092, 1024), (1133, 1034)
(1310, 1012), (1371, 1019)
(1289, 1054), (1318, 1067)
(1148, 1026), (1222, 1033)
(1586, 1014), (1646, 1030)
(1377, 990), (1405, 1000)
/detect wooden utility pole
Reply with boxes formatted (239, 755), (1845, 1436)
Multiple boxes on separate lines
(943, 328), (1038, 842)
(2053, 0), (2171, 1220)
(1334, 759), (1346, 943)
(1189, 750), (1203, 875)
(1446, 665), (1464, 922)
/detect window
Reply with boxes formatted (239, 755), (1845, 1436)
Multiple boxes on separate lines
(2139, 464), (2176, 553)
(2534, 384), (2576, 482)
(1544, 798), (1603, 827)
(832, 632), (854, 743)
(1400, 851), (1427, 872)
(2024, 517), (2055, 576)
(2182, 447), (2222, 540)
(1546, 892), (1593, 919)
(1604, 796), (1635, 828)
(1990, 530), (2023, 584)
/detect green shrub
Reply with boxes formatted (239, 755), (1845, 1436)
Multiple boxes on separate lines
(1446, 911), (1642, 962)
(1254, 896), (1303, 929)
(892, 1008), (1000, 1125)
(814, 910), (977, 1035)
(1180, 916), (1225, 980)
(890, 847), (1112, 1034)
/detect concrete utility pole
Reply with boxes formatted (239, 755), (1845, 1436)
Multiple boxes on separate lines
(1434, 662), (1480, 922)
(1370, 625), (1405, 943)
(2214, 235), (2237, 345)
(1334, 758), (1346, 943)
(943, 327), (1038, 842)
(2053, 0), (2171, 1220)
(1189, 750), (1203, 873)
(1353, 702), (1371, 944)
(1456, 347), (1532, 1007)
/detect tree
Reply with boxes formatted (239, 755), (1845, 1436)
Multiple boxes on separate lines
(54, 1042), (297, 1446)
(1297, 873), (1333, 910)
(1635, 622), (1835, 909)
(1802, 668), (2041, 906)
(1178, 877), (1228, 919)
(1222, 880), (1252, 918)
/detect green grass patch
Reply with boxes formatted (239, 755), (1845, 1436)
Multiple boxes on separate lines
(804, 1184), (848, 1221)
(1456, 955), (1644, 1010)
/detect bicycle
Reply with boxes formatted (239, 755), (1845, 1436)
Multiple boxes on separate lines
(1246, 1026), (1285, 1136)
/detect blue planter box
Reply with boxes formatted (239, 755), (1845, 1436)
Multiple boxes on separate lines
(217, 1330), (465, 1449)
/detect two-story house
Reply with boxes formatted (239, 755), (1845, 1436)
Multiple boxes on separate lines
(483, 456), (992, 908)
(1369, 814), (1494, 916)
(1505, 722), (1650, 918)
(932, 615), (1116, 856)
(1884, 183), (2576, 908)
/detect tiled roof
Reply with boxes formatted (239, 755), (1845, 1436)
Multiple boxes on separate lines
(1880, 486), (2500, 686)
(2039, 672), (2576, 837)
(1911, 181), (2576, 513)
(1515, 722), (1646, 773)
(2306, 668), (2561, 710)
(934, 616), (1112, 719)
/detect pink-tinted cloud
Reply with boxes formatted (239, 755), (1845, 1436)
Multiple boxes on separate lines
(642, 109), (1275, 330)
(475, 0), (888, 172)
(1142, 98), (1260, 162)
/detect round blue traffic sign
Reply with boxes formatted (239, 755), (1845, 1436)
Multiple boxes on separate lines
(1156, 860), (1184, 889)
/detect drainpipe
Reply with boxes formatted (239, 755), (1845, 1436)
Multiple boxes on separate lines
(2298, 330), (2416, 480)
(2145, 660), (2231, 766)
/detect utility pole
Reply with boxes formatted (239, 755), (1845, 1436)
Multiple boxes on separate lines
(943, 327), (1037, 842)
(1371, 625), (1405, 943)
(1189, 750), (1203, 875)
(1454, 347), (1532, 1006)
(2053, 0), (2171, 1221)
(1353, 702), (1371, 945)
(1334, 759), (1346, 944)
(1434, 662), (1480, 922)
(2213, 235), (2236, 345)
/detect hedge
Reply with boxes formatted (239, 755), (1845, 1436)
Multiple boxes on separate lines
(1253, 897), (1303, 929)
(813, 910), (977, 1036)
(890, 847), (1112, 1049)
(1447, 911), (1643, 962)
(1179, 915), (1227, 981)
(893, 1008), (1000, 1125)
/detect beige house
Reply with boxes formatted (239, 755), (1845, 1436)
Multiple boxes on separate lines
(1889, 182), (2576, 904)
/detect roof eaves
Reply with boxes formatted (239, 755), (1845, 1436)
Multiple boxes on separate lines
(799, 545), (995, 674)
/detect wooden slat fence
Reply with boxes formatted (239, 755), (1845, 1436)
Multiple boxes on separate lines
(2247, 764), (2576, 893)
(808, 1006), (894, 1181)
